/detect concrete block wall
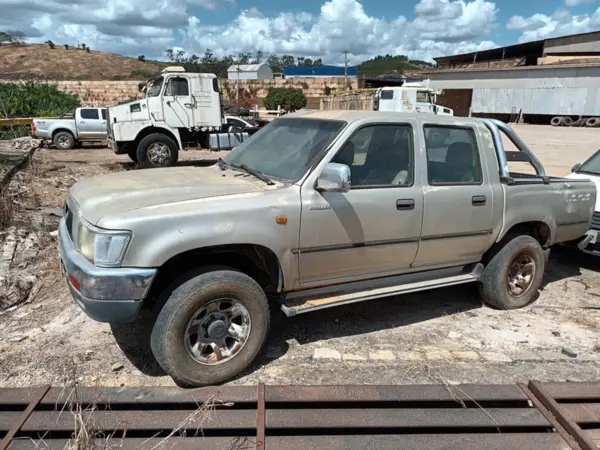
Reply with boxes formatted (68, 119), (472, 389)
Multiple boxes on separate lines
(0, 77), (358, 107)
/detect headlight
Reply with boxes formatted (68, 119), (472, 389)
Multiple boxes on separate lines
(73, 218), (131, 267)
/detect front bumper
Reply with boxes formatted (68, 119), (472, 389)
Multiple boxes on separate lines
(58, 218), (157, 323)
(577, 229), (600, 256)
(108, 138), (119, 153)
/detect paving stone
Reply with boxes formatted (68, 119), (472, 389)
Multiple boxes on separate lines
(479, 352), (513, 363)
(369, 350), (395, 361)
(425, 349), (452, 361)
(451, 351), (480, 361)
(513, 351), (544, 361)
(312, 348), (342, 360)
(342, 353), (367, 361)
(395, 351), (423, 362)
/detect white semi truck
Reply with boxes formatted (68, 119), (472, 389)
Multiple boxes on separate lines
(373, 85), (453, 115)
(106, 66), (255, 168)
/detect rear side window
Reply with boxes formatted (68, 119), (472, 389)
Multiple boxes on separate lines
(101, 109), (107, 120)
(424, 125), (482, 185)
(80, 109), (99, 120)
(380, 90), (394, 100)
(213, 78), (219, 92)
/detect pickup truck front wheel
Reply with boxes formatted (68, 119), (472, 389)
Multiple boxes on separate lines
(53, 131), (75, 150)
(137, 133), (179, 169)
(479, 235), (545, 309)
(150, 268), (270, 386)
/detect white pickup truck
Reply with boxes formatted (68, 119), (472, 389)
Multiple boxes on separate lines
(32, 107), (108, 150)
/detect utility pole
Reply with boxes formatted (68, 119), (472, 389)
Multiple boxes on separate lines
(343, 50), (349, 88)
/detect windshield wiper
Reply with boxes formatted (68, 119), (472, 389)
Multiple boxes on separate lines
(217, 158), (229, 171)
(237, 164), (275, 185)
(224, 160), (274, 185)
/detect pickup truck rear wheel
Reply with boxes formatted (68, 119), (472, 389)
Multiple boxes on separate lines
(53, 131), (75, 150)
(137, 133), (179, 168)
(479, 235), (545, 310)
(150, 268), (270, 387)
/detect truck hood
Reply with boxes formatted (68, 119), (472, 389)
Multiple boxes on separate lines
(109, 98), (150, 122)
(566, 171), (600, 211)
(69, 166), (265, 225)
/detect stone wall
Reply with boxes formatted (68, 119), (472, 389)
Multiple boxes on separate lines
(1, 77), (358, 107)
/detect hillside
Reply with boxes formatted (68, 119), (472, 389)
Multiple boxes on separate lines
(0, 44), (166, 80)
(358, 55), (434, 77)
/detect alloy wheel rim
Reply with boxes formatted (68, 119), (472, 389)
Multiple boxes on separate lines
(184, 299), (252, 365)
(507, 253), (536, 297)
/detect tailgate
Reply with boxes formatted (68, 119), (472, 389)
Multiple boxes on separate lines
(552, 177), (596, 243)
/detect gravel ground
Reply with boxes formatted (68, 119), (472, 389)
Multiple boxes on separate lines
(0, 125), (599, 388)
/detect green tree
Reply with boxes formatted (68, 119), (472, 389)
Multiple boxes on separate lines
(0, 82), (80, 139)
(263, 87), (306, 112)
(0, 32), (11, 45)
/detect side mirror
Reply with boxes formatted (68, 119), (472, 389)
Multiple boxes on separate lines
(571, 163), (582, 173)
(316, 163), (351, 193)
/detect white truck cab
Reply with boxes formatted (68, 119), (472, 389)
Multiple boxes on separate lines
(107, 67), (249, 168)
(373, 85), (453, 116)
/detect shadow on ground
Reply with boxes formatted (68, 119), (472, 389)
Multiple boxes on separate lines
(109, 253), (591, 381)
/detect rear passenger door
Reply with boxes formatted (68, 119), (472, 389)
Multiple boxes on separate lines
(412, 124), (494, 268)
(76, 108), (103, 139)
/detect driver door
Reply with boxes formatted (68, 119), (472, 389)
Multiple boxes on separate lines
(163, 76), (193, 128)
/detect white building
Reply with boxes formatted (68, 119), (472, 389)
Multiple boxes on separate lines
(227, 64), (273, 80)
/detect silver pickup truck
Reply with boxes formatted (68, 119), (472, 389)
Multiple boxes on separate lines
(32, 107), (108, 149)
(58, 111), (596, 386)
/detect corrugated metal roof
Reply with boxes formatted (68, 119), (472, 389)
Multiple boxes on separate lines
(283, 66), (358, 76)
(227, 64), (267, 72)
(425, 61), (600, 74)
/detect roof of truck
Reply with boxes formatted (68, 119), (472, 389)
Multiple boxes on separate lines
(281, 110), (475, 123)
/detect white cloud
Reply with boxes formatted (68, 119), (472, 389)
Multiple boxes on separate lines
(507, 7), (600, 42)
(1, 0), (499, 62)
(184, 0), (498, 63)
(564, 0), (595, 7)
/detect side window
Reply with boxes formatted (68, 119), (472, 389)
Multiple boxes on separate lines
(380, 90), (394, 100)
(212, 78), (219, 93)
(416, 91), (431, 103)
(424, 125), (482, 185)
(101, 109), (107, 120)
(80, 108), (99, 120)
(332, 124), (413, 188)
(165, 77), (189, 96)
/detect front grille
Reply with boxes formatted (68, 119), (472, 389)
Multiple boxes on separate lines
(586, 242), (600, 253)
(591, 212), (600, 231)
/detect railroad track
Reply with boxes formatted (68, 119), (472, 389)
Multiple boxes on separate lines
(0, 381), (598, 449)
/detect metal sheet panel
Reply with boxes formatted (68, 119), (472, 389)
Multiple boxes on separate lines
(471, 87), (600, 115)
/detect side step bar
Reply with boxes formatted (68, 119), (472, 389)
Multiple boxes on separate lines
(281, 264), (484, 317)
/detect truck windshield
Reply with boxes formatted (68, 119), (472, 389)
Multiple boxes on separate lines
(223, 118), (346, 181)
(147, 77), (164, 97)
(577, 150), (600, 176)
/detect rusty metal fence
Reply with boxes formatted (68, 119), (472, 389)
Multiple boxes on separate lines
(0, 381), (598, 449)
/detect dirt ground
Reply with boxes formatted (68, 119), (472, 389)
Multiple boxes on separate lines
(0, 124), (599, 388)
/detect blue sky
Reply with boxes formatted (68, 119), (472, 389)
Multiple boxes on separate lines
(1, 0), (599, 63)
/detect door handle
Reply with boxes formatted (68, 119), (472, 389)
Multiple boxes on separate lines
(396, 199), (415, 210)
(472, 195), (487, 206)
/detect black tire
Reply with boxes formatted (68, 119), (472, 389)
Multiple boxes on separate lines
(150, 268), (270, 386)
(586, 118), (600, 128)
(126, 146), (138, 163)
(562, 116), (573, 126)
(550, 117), (562, 126)
(136, 133), (179, 168)
(479, 235), (545, 310)
(53, 131), (75, 150)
